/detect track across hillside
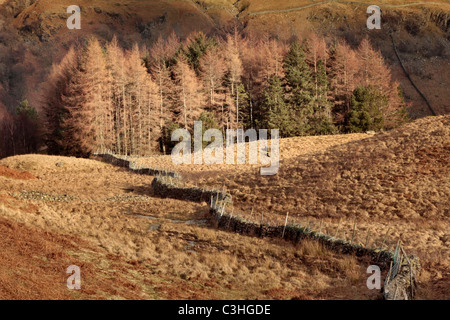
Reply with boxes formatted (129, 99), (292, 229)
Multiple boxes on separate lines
(247, 1), (450, 16)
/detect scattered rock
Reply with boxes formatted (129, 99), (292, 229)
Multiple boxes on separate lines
(103, 194), (152, 203)
(147, 223), (161, 232)
(9, 191), (77, 202)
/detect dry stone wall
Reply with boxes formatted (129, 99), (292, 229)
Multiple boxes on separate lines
(94, 153), (179, 177)
(93, 153), (420, 300)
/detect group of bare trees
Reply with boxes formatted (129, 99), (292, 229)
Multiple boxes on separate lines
(41, 30), (407, 157)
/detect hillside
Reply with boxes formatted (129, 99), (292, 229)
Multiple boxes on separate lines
(0, 0), (449, 118)
(184, 115), (449, 299)
(0, 153), (381, 300)
(0, 115), (448, 299)
(0, 0), (448, 301)
(0, 215), (150, 299)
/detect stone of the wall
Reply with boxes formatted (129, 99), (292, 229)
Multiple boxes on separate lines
(94, 154), (178, 177)
(210, 205), (394, 266)
(151, 177), (232, 204)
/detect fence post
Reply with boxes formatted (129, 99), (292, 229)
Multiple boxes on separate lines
(282, 212), (289, 239)
(377, 227), (391, 261)
(334, 218), (342, 238)
(400, 245), (415, 299)
(365, 229), (371, 248)
(221, 201), (226, 216)
(351, 218), (357, 245)
(227, 208), (234, 228)
(259, 211), (264, 237)
(385, 261), (393, 288)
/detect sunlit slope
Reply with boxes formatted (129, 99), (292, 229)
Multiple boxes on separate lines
(0, 153), (380, 300)
(194, 116), (449, 280)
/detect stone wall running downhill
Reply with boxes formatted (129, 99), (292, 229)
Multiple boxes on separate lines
(93, 152), (420, 300)
(93, 153), (179, 177)
(152, 177), (231, 204)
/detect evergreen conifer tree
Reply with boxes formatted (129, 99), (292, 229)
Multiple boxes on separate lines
(347, 85), (386, 133)
(309, 60), (336, 134)
(283, 42), (315, 135)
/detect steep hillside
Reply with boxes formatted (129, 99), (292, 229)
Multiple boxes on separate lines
(0, 116), (448, 299)
(0, 215), (149, 299)
(0, 0), (449, 117)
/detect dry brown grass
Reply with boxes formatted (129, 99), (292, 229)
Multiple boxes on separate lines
(0, 209), (153, 300)
(129, 133), (370, 175)
(140, 115), (449, 299)
(0, 152), (383, 300)
(0, 116), (448, 299)
(6, 0), (448, 120)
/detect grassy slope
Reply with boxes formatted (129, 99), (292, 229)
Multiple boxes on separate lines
(130, 115), (449, 299)
(0, 153), (381, 300)
(0, 1), (448, 299)
(0, 116), (448, 299)
(187, 115), (450, 299)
